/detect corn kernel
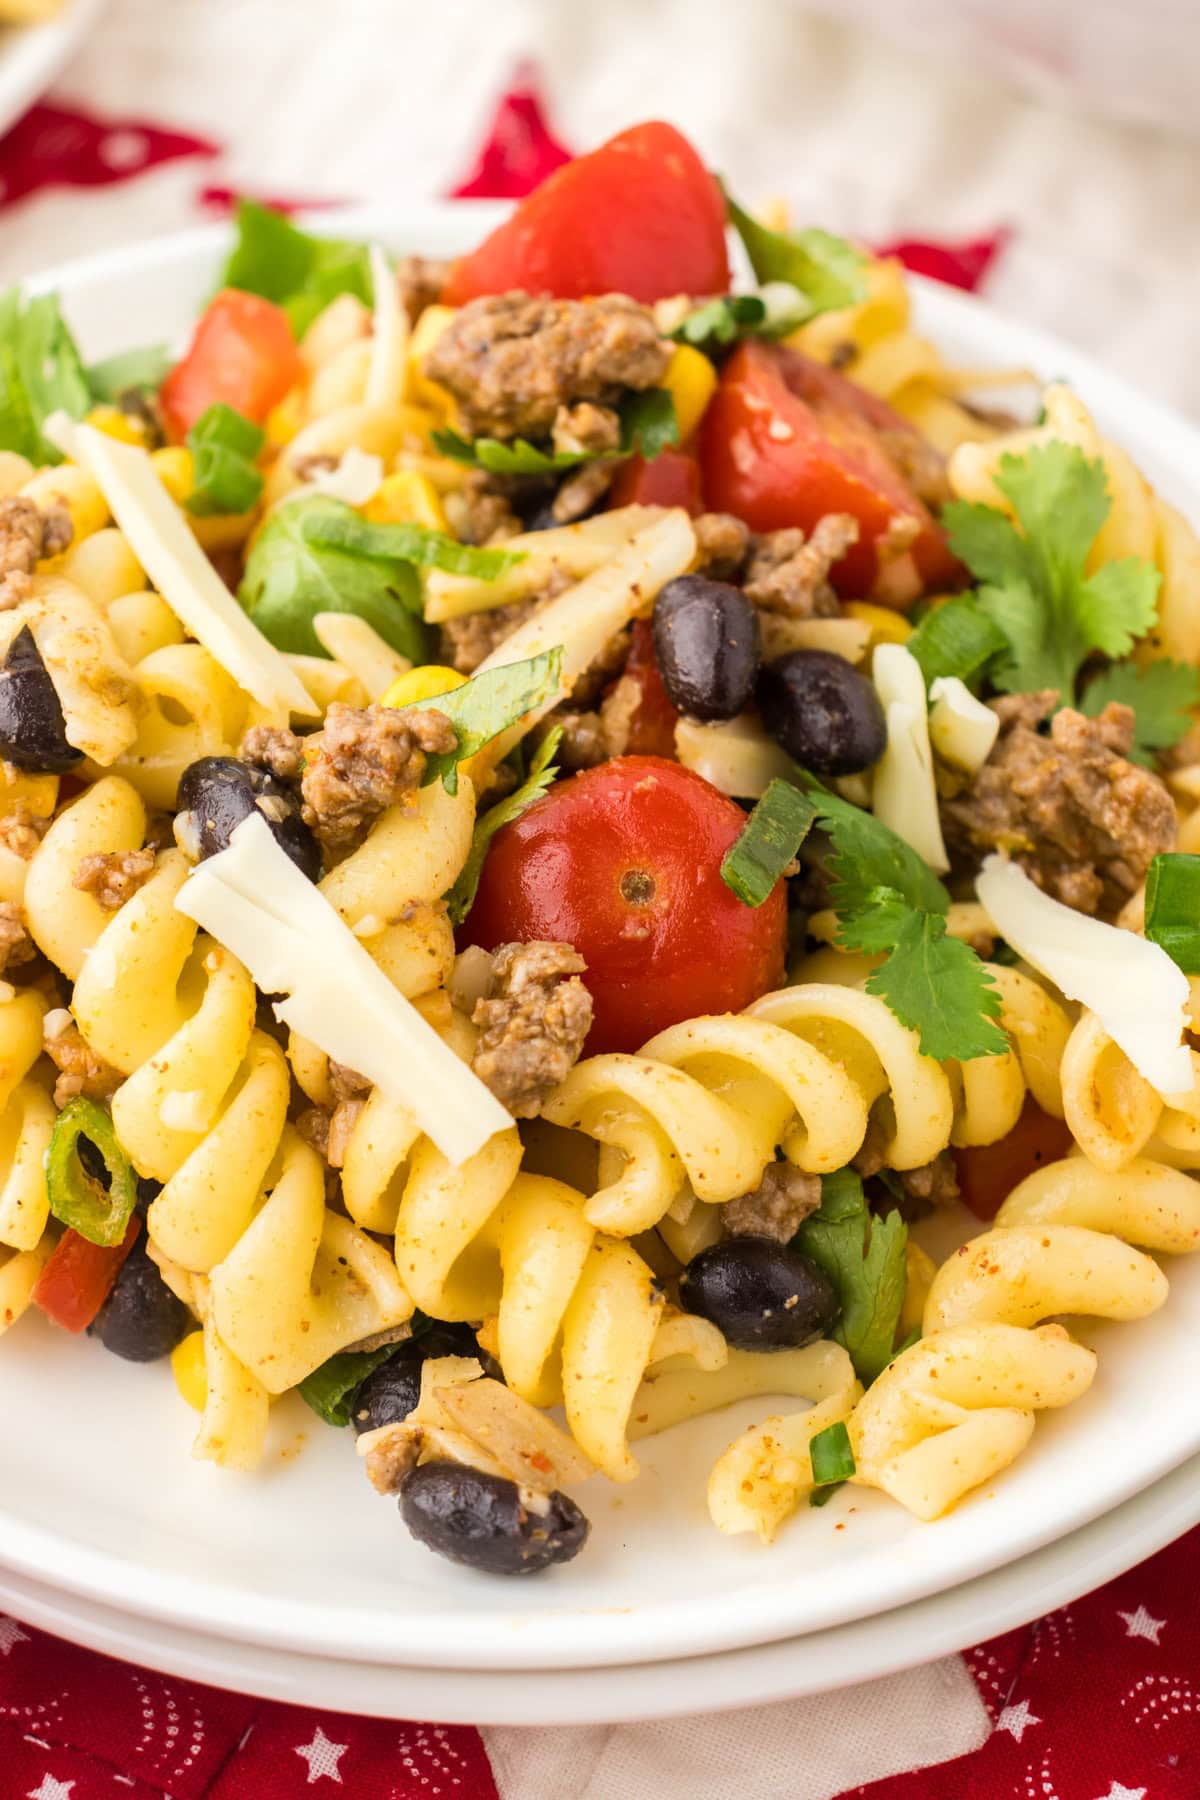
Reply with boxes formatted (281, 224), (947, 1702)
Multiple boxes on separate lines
(366, 470), (448, 533)
(844, 601), (913, 647)
(265, 386), (306, 449)
(151, 446), (194, 505)
(22, 464), (109, 543)
(172, 1330), (207, 1413)
(407, 305), (458, 415)
(382, 665), (466, 709)
(84, 404), (145, 446)
(661, 344), (717, 443)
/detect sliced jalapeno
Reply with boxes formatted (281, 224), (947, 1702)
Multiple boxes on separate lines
(46, 1097), (139, 1247)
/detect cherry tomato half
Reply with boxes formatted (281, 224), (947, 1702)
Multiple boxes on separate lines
(443, 121), (730, 306)
(160, 288), (303, 442)
(609, 447), (704, 516)
(953, 1098), (1075, 1222)
(616, 621), (681, 759)
(699, 340), (961, 599)
(463, 756), (786, 1053)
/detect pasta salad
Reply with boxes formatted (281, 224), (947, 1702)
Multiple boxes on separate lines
(2, 119), (1199, 1578)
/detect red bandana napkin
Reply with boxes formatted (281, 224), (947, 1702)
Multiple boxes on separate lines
(0, 63), (1190, 1800)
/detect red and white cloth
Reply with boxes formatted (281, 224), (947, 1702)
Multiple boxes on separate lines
(1, 12), (1199, 1796)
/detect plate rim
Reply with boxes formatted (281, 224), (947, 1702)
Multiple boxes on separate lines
(3, 204), (1200, 1674)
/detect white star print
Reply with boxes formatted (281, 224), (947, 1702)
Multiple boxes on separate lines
(293, 1725), (349, 1785)
(1117, 1604), (1165, 1645)
(0, 1617), (29, 1655)
(27, 1778), (75, 1800)
(995, 1698), (1041, 1743)
(1094, 1784), (1147, 1800)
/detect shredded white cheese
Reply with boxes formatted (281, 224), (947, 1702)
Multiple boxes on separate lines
(365, 244), (409, 409)
(307, 447), (385, 507)
(174, 814), (512, 1164)
(871, 642), (949, 873)
(928, 676), (1000, 775)
(976, 854), (1192, 1094)
(47, 415), (318, 721)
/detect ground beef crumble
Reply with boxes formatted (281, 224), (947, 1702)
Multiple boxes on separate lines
(44, 1021), (121, 1108)
(395, 255), (451, 324)
(941, 692), (1177, 916)
(854, 1121), (961, 1213)
(299, 703), (457, 849)
(72, 848), (156, 911)
(742, 514), (858, 618)
(0, 900), (32, 976)
(692, 512), (751, 580)
(438, 599), (538, 676)
(0, 800), (49, 860)
(549, 459), (616, 525)
(0, 496), (73, 608)
(442, 472), (525, 547)
(241, 724), (305, 784)
(471, 940), (593, 1118)
(724, 1163), (822, 1241)
(424, 292), (671, 442)
(551, 401), (622, 458)
(297, 1060), (371, 1170)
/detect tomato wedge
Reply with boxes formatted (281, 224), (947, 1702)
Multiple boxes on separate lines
(160, 288), (303, 442)
(699, 340), (961, 600)
(444, 121), (729, 305)
(609, 447), (704, 515)
(32, 1214), (142, 1334)
(953, 1099), (1075, 1222)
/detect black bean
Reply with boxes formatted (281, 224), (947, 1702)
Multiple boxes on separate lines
(88, 1236), (192, 1363)
(653, 575), (761, 721)
(0, 625), (82, 772)
(400, 1461), (589, 1575)
(756, 649), (887, 775)
(352, 1323), (500, 1435)
(177, 755), (320, 880)
(679, 1235), (839, 1351)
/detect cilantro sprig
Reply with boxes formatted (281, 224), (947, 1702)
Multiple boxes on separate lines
(0, 288), (92, 465)
(409, 648), (563, 795)
(942, 442), (1161, 701)
(433, 387), (679, 477)
(220, 198), (374, 337)
(1081, 658), (1200, 766)
(723, 188), (867, 321)
(800, 780), (1006, 1062)
(794, 1169), (907, 1385)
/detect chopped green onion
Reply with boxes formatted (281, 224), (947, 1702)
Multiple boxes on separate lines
(905, 596), (1008, 688)
(720, 779), (817, 907)
(46, 1098), (139, 1248)
(186, 402), (265, 517)
(809, 1480), (846, 1508)
(298, 506), (525, 579)
(297, 1342), (401, 1427)
(1145, 853), (1200, 973)
(809, 1419), (856, 1487)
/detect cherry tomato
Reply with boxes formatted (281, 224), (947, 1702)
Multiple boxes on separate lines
(953, 1099), (1075, 1222)
(443, 122), (729, 306)
(699, 340), (961, 599)
(32, 1215), (142, 1334)
(617, 621), (681, 758)
(463, 756), (786, 1053)
(609, 447), (704, 515)
(160, 289), (303, 442)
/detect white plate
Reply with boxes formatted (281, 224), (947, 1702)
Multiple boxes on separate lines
(4, 206), (1200, 1676)
(3, 1446), (1197, 1726)
(0, 0), (107, 142)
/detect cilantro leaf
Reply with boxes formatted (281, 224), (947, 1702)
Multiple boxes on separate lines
(409, 648), (564, 795)
(445, 729), (561, 924)
(0, 288), (92, 465)
(86, 342), (172, 404)
(1081, 658), (1200, 766)
(855, 898), (1007, 1061)
(793, 1169), (907, 1385)
(1145, 853), (1200, 973)
(221, 198), (374, 337)
(238, 495), (429, 661)
(800, 779), (949, 917)
(905, 595), (1008, 689)
(185, 402), (264, 517)
(724, 189), (868, 320)
(296, 500), (525, 579)
(943, 443), (1161, 700)
(434, 389), (679, 477)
